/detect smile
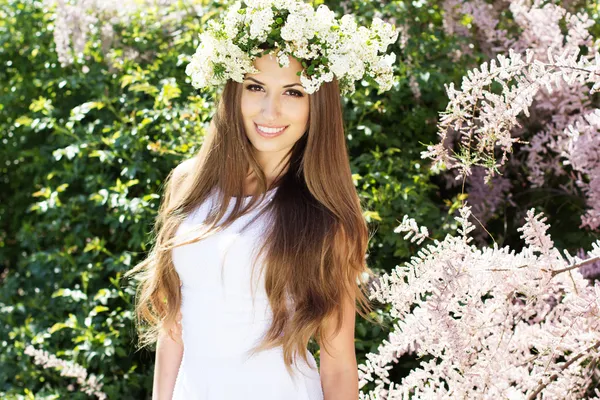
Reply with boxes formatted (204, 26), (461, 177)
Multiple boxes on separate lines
(255, 123), (288, 138)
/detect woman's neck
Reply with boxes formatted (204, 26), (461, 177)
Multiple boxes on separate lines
(245, 151), (290, 195)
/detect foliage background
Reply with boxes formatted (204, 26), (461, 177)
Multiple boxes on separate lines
(0, 0), (598, 398)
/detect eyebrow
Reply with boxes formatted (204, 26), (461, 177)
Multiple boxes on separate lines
(244, 77), (303, 89)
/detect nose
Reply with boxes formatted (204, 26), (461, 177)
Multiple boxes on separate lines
(261, 92), (281, 121)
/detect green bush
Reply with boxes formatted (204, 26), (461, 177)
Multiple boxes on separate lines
(1, 1), (213, 397)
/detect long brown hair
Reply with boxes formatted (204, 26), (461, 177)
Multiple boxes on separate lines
(124, 77), (377, 376)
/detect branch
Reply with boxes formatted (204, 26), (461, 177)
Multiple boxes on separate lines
(526, 340), (600, 400)
(550, 255), (600, 277)
(480, 255), (600, 276)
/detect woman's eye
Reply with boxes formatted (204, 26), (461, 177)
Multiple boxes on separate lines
(286, 89), (304, 97)
(246, 84), (264, 92)
(245, 85), (303, 97)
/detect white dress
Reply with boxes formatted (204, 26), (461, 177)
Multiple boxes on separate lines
(171, 186), (324, 400)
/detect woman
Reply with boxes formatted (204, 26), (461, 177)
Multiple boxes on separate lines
(124, 1), (398, 399)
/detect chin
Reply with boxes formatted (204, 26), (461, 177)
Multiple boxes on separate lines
(246, 133), (295, 153)
(248, 140), (288, 154)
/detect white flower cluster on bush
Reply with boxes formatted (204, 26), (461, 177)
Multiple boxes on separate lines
(24, 345), (106, 399)
(46, 0), (200, 67)
(184, 0), (399, 95)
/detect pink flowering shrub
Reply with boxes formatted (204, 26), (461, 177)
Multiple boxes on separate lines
(358, 206), (600, 398)
(423, 46), (600, 180)
(427, 0), (600, 232)
(359, 3), (600, 396)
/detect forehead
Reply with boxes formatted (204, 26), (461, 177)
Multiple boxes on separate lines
(248, 54), (304, 85)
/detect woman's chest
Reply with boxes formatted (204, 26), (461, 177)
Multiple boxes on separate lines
(172, 196), (271, 298)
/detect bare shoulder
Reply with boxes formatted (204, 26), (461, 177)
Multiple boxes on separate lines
(171, 120), (213, 181)
(166, 157), (198, 208)
(172, 157), (197, 181)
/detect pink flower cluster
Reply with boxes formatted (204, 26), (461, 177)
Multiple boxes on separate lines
(578, 248), (600, 282)
(358, 206), (600, 399)
(426, 0), (600, 231)
(563, 110), (600, 230)
(24, 345), (107, 399)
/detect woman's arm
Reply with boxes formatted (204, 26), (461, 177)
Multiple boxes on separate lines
(319, 293), (359, 400)
(152, 318), (183, 400)
(152, 159), (195, 399)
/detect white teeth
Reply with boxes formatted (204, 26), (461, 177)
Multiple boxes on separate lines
(257, 125), (286, 134)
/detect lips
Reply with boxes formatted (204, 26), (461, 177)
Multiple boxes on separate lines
(254, 123), (288, 138)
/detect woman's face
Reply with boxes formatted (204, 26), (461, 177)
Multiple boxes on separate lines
(240, 53), (309, 161)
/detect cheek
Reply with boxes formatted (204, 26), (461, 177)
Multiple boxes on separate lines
(240, 93), (259, 118)
(286, 99), (309, 127)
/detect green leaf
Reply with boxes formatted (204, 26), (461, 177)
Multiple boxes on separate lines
(357, 324), (367, 337)
(51, 288), (88, 302)
(92, 305), (109, 314)
(129, 83), (159, 96)
(49, 322), (70, 334)
(363, 210), (382, 222)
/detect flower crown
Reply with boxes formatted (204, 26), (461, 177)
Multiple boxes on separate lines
(185, 0), (399, 95)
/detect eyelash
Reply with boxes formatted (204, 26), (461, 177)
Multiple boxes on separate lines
(246, 84), (304, 98)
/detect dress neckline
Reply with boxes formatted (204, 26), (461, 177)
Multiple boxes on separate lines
(225, 185), (278, 201)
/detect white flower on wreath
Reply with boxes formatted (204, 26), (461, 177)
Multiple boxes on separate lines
(314, 5), (336, 38)
(372, 17), (398, 52)
(340, 14), (358, 34)
(223, 2), (243, 37)
(276, 51), (290, 68)
(249, 7), (274, 41)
